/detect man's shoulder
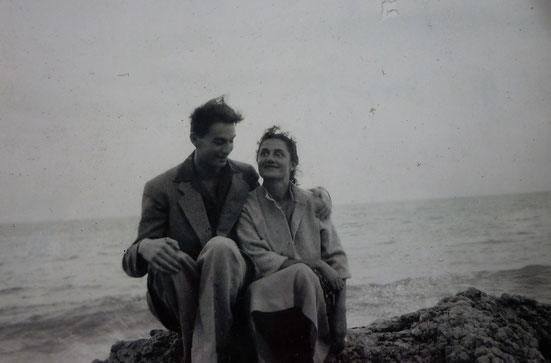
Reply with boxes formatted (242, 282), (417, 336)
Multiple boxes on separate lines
(149, 163), (182, 182)
(143, 162), (185, 193)
(228, 159), (259, 188)
(228, 159), (255, 174)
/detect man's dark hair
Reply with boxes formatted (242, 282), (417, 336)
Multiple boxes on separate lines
(257, 126), (300, 185)
(190, 96), (243, 137)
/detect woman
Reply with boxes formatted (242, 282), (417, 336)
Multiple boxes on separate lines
(236, 126), (350, 363)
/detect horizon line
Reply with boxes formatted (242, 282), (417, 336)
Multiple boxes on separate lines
(2, 189), (550, 225)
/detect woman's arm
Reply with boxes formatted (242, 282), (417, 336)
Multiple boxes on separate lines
(320, 217), (351, 280)
(278, 258), (345, 291)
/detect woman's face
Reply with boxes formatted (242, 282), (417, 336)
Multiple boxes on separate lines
(257, 138), (294, 182)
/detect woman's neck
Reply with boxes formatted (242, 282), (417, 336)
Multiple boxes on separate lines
(263, 179), (291, 202)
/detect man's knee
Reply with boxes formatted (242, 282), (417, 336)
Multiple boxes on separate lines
(147, 250), (199, 298)
(201, 236), (240, 259)
(199, 236), (247, 279)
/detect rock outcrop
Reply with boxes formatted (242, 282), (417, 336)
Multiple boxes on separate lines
(94, 288), (551, 362)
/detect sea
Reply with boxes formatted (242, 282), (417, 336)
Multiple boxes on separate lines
(1, 191), (550, 362)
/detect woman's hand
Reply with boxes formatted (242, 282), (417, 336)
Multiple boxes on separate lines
(317, 261), (344, 291)
(282, 259), (344, 291)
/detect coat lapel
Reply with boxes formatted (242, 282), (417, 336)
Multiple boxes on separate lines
(257, 187), (294, 253)
(174, 155), (252, 243)
(216, 171), (251, 236)
(177, 182), (212, 247)
(289, 185), (307, 241)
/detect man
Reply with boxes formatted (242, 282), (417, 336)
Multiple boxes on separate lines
(122, 96), (330, 362)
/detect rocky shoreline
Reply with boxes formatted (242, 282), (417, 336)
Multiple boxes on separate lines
(94, 288), (551, 362)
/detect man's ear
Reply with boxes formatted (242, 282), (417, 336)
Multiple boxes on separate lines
(190, 133), (198, 147)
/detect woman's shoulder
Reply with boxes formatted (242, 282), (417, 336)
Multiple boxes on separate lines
(243, 186), (265, 208)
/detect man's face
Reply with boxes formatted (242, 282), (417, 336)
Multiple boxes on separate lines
(192, 122), (236, 171)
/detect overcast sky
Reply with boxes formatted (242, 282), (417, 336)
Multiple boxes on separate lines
(1, 0), (551, 223)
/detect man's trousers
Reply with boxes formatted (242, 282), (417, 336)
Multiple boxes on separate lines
(146, 236), (249, 363)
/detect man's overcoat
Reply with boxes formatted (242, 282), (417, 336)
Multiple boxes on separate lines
(122, 152), (259, 277)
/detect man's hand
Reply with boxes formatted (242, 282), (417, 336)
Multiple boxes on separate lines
(311, 187), (332, 220)
(138, 237), (185, 274)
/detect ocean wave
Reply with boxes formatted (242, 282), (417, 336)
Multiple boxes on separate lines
(349, 264), (551, 293)
(0, 294), (143, 325)
(2, 264), (550, 354)
(0, 293), (156, 354)
(52, 254), (80, 262)
(465, 238), (516, 245)
(373, 238), (397, 245)
(514, 230), (533, 236)
(346, 264), (551, 326)
(514, 217), (535, 222)
(0, 286), (27, 295)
